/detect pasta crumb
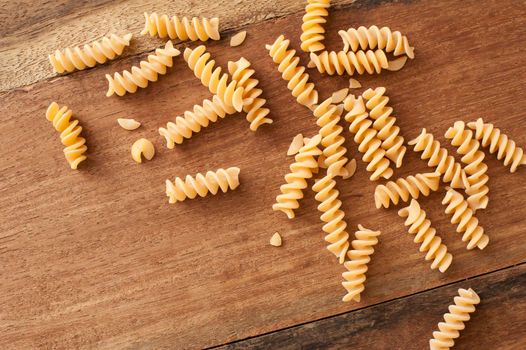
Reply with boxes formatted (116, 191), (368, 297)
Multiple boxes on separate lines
(117, 118), (141, 130)
(342, 159), (357, 179)
(331, 88), (349, 104)
(131, 138), (155, 163)
(287, 134), (304, 156)
(230, 30), (247, 47)
(270, 232), (282, 246)
(349, 78), (362, 89)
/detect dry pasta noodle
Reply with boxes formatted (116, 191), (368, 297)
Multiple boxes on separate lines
(468, 118), (526, 173)
(374, 172), (440, 209)
(398, 199), (453, 273)
(445, 120), (489, 211)
(429, 288), (480, 350)
(166, 167), (240, 203)
(106, 41), (180, 97)
(266, 35), (319, 108)
(228, 57), (272, 130)
(343, 94), (394, 180)
(45, 102), (87, 170)
(362, 87), (406, 168)
(300, 0), (330, 53)
(141, 13), (220, 41)
(341, 225), (380, 302)
(273, 135), (322, 219)
(49, 33), (132, 73)
(131, 138), (155, 163)
(442, 187), (489, 250)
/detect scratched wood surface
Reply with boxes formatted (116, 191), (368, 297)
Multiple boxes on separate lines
(0, 0), (525, 349)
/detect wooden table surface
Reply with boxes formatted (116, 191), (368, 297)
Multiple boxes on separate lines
(1, 0), (525, 349)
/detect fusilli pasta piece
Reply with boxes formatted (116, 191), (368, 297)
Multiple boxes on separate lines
(273, 135), (322, 218)
(429, 288), (480, 350)
(342, 225), (380, 302)
(362, 87), (406, 167)
(408, 128), (468, 189)
(141, 13), (220, 41)
(398, 199), (453, 273)
(184, 45), (246, 112)
(166, 167), (240, 203)
(265, 35), (319, 108)
(106, 41), (180, 97)
(45, 102), (87, 170)
(374, 172), (440, 209)
(228, 57), (272, 131)
(312, 174), (351, 264)
(159, 95), (236, 148)
(343, 94), (394, 180)
(49, 33), (132, 73)
(442, 188), (489, 250)
(131, 138), (155, 163)
(468, 118), (526, 173)
(300, 0), (330, 53)
(445, 121), (489, 211)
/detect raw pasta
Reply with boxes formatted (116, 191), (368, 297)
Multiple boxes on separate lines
(228, 58), (272, 130)
(106, 41), (180, 97)
(343, 94), (394, 180)
(230, 31), (247, 47)
(45, 102), (87, 170)
(468, 118), (526, 173)
(429, 288), (480, 350)
(265, 35), (319, 108)
(184, 46), (246, 112)
(49, 33), (132, 73)
(141, 13), (220, 41)
(165, 167), (240, 203)
(442, 188), (489, 250)
(342, 225), (380, 302)
(287, 133), (304, 156)
(300, 0), (330, 53)
(362, 87), (406, 167)
(409, 128), (468, 189)
(131, 138), (155, 163)
(374, 172), (440, 209)
(445, 121), (489, 211)
(338, 25), (415, 58)
(398, 199), (453, 273)
(273, 135), (322, 219)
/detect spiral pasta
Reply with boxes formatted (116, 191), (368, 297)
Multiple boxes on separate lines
(49, 33), (132, 73)
(312, 174), (351, 264)
(374, 172), (440, 209)
(184, 45), (246, 112)
(362, 87), (406, 168)
(159, 95), (236, 148)
(265, 35), (319, 108)
(228, 58), (272, 131)
(141, 13), (220, 41)
(165, 167), (240, 203)
(342, 225), (380, 302)
(468, 118), (526, 173)
(398, 199), (453, 273)
(300, 0), (330, 53)
(106, 41), (180, 97)
(343, 94), (394, 180)
(408, 128), (468, 189)
(45, 102), (87, 170)
(429, 288), (480, 350)
(445, 121), (489, 211)
(273, 135), (322, 219)
(442, 188), (489, 250)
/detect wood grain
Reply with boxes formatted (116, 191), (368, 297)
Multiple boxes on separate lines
(1, 0), (525, 349)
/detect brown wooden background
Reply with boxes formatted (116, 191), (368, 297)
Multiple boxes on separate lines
(0, 0), (525, 349)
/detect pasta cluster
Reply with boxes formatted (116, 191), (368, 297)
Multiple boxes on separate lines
(429, 288), (480, 350)
(468, 118), (526, 173)
(374, 172), (440, 209)
(273, 135), (322, 219)
(106, 41), (180, 96)
(166, 167), (240, 203)
(45, 102), (87, 170)
(398, 199), (453, 273)
(342, 225), (381, 302)
(266, 35), (319, 108)
(308, 50), (393, 76)
(49, 33), (132, 73)
(141, 13), (220, 42)
(300, 0), (330, 53)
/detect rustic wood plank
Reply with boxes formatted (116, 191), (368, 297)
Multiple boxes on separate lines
(0, 0), (525, 348)
(217, 264), (526, 349)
